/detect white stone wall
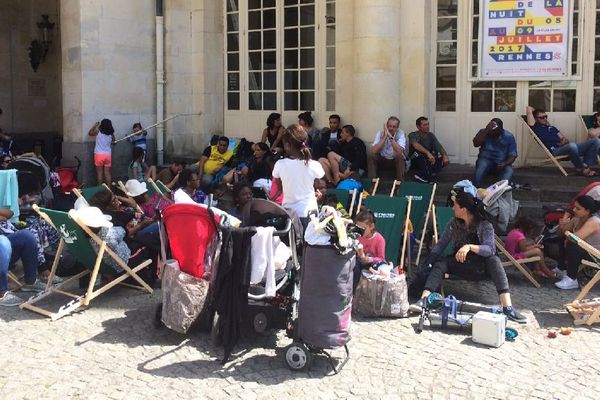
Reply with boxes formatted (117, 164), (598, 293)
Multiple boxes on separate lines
(0, 0), (61, 134)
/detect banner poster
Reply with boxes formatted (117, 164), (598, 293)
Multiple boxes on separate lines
(480, 0), (570, 79)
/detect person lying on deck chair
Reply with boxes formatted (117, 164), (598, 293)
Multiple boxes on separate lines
(527, 106), (599, 177)
(408, 191), (527, 324)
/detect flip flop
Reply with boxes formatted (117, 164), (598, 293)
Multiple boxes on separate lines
(582, 168), (599, 177)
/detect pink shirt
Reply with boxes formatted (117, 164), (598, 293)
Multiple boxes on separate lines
(505, 228), (526, 259)
(358, 231), (386, 263)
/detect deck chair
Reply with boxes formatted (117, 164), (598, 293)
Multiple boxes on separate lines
(563, 231), (600, 326)
(432, 205), (454, 257)
(74, 184), (112, 201)
(20, 205), (153, 320)
(326, 188), (358, 215)
(363, 195), (412, 271)
(518, 115), (568, 176)
(495, 235), (540, 288)
(154, 178), (172, 195)
(8, 271), (22, 290)
(390, 180), (436, 266)
(577, 115), (600, 163)
(360, 177), (380, 195)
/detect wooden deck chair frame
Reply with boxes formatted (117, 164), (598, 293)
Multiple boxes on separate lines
(8, 271), (22, 290)
(355, 178), (381, 212)
(389, 180), (437, 267)
(360, 177), (380, 196)
(73, 184), (112, 202)
(518, 115), (568, 176)
(20, 205), (153, 321)
(494, 235), (540, 288)
(152, 178), (172, 196)
(564, 231), (600, 326)
(146, 178), (170, 200)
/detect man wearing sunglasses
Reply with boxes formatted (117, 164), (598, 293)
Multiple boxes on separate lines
(526, 105), (599, 177)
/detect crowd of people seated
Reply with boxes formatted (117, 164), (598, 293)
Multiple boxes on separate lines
(1, 107), (600, 325)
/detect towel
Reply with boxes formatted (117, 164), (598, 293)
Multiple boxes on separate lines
(250, 226), (291, 297)
(0, 169), (19, 223)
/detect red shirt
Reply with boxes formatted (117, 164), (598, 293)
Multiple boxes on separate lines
(358, 231), (386, 263)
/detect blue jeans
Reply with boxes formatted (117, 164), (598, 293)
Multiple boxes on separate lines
(0, 231), (39, 292)
(552, 139), (599, 169)
(474, 157), (513, 187)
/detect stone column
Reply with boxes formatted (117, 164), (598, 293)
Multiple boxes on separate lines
(61, 0), (155, 185)
(164, 0), (223, 160)
(352, 0), (402, 141)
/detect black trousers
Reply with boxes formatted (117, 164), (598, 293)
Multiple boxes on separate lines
(410, 254), (510, 296)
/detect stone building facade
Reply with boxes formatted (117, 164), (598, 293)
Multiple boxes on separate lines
(1, 0), (599, 184)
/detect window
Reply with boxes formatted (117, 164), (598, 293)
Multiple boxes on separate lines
(528, 81), (576, 112)
(225, 0), (335, 112)
(283, 0), (315, 111)
(435, 0), (458, 111)
(226, 1), (240, 110)
(469, 1), (516, 112)
(594, 0), (600, 111)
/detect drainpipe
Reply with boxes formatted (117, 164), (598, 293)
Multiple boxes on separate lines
(156, 0), (165, 166)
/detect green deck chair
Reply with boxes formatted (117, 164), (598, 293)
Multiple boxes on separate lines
(326, 188), (358, 215)
(153, 178), (172, 196)
(432, 205), (455, 257)
(390, 180), (437, 266)
(20, 206), (153, 321)
(578, 115), (600, 164)
(75, 184), (112, 201)
(360, 177), (380, 195)
(363, 195), (411, 268)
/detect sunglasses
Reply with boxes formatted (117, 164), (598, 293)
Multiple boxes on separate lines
(537, 115), (548, 120)
(1, 159), (11, 164)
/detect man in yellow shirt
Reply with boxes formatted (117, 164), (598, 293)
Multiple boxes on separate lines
(197, 136), (234, 186)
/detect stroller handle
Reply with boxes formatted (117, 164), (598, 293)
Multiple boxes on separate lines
(273, 218), (292, 237)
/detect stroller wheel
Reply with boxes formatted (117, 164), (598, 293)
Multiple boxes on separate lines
(153, 303), (164, 329)
(211, 311), (222, 347)
(284, 342), (311, 371)
(253, 312), (268, 333)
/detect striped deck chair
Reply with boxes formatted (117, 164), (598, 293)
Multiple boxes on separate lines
(20, 205), (153, 320)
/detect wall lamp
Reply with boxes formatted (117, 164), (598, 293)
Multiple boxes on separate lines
(29, 14), (55, 72)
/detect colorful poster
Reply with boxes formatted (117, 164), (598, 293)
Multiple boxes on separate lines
(480, 0), (571, 79)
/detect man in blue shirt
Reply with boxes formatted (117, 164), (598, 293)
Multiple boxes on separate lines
(472, 118), (517, 187)
(526, 106), (599, 177)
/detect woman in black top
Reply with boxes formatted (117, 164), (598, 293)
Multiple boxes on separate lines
(240, 142), (273, 184)
(261, 113), (285, 151)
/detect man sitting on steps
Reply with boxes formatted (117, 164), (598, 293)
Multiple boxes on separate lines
(527, 105), (599, 177)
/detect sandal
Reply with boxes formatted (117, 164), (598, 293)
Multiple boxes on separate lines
(581, 168), (599, 177)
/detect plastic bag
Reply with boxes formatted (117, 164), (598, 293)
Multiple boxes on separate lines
(353, 272), (409, 318)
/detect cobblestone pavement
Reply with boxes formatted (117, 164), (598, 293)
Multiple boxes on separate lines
(1, 268), (599, 400)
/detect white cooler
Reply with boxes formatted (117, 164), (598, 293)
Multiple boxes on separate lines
(472, 311), (506, 347)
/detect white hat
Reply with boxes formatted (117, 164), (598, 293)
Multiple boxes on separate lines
(72, 206), (113, 228)
(125, 179), (148, 197)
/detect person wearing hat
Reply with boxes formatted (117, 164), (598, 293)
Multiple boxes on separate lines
(124, 179), (172, 219)
(89, 189), (160, 252)
(74, 206), (157, 285)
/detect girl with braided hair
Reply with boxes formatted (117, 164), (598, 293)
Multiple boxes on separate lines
(272, 124), (325, 220)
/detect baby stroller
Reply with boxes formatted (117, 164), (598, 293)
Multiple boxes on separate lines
(236, 199), (301, 335)
(53, 156), (81, 194)
(8, 154), (53, 205)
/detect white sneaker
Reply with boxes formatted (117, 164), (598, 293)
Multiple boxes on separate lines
(552, 267), (566, 279)
(555, 276), (579, 290)
(0, 291), (23, 307)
